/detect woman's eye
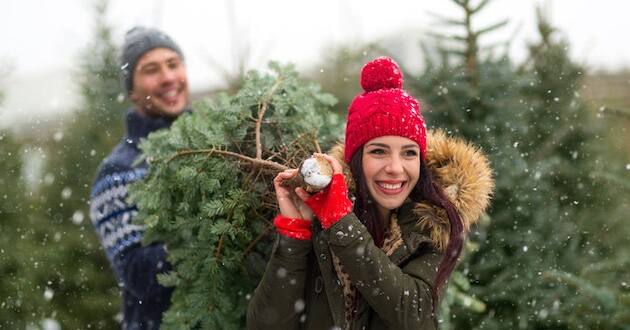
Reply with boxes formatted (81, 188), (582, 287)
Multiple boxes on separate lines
(404, 150), (418, 157)
(368, 148), (385, 155)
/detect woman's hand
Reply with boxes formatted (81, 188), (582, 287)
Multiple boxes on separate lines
(274, 169), (314, 220)
(305, 154), (353, 229)
(314, 153), (343, 175)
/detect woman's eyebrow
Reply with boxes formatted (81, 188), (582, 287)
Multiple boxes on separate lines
(402, 144), (420, 149)
(365, 143), (390, 148)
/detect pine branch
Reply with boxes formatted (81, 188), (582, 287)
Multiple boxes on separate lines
(542, 270), (617, 311)
(314, 134), (322, 153)
(476, 19), (509, 37)
(453, 0), (468, 8)
(214, 233), (225, 260)
(266, 132), (312, 161)
(168, 148), (289, 172)
(426, 31), (467, 42)
(255, 78), (284, 159)
(532, 125), (573, 162)
(243, 227), (273, 258)
(426, 11), (466, 26)
(471, 0), (492, 14)
(600, 106), (630, 120)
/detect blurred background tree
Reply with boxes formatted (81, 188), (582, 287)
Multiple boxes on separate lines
(306, 43), (385, 115)
(33, 0), (128, 327)
(0, 120), (31, 326)
(0, 0), (126, 328)
(408, 0), (630, 328)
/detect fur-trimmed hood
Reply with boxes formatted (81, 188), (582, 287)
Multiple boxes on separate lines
(329, 129), (494, 251)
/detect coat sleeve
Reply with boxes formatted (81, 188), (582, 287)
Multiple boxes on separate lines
(247, 234), (313, 330)
(327, 213), (441, 330)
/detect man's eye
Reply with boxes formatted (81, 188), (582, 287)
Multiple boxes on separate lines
(142, 66), (158, 74)
(168, 61), (179, 69)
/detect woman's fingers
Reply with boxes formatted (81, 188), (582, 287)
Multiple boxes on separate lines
(294, 187), (312, 202)
(315, 153), (343, 174)
(274, 169), (298, 185)
(275, 169), (297, 180)
(274, 169), (305, 219)
(294, 188), (314, 220)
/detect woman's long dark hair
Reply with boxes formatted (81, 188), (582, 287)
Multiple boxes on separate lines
(349, 147), (463, 311)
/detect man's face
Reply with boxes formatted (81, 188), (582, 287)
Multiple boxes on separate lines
(130, 48), (189, 118)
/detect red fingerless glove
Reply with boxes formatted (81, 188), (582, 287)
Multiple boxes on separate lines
(305, 173), (353, 229)
(273, 215), (312, 240)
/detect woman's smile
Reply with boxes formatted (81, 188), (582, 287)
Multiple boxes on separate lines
(374, 180), (407, 195)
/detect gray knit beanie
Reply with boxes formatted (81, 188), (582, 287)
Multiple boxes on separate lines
(119, 26), (184, 94)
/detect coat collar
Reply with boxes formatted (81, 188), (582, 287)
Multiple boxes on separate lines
(329, 129), (494, 252)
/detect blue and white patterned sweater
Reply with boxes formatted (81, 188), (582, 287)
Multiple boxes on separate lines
(91, 166), (146, 261)
(90, 110), (177, 330)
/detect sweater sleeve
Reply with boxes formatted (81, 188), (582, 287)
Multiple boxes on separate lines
(114, 242), (172, 299)
(247, 234), (313, 330)
(327, 213), (441, 330)
(90, 165), (172, 300)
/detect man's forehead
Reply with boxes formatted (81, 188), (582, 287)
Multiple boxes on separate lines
(136, 48), (182, 67)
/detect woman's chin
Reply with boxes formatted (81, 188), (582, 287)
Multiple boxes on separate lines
(374, 197), (405, 212)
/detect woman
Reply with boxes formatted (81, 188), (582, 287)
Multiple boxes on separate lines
(247, 57), (493, 330)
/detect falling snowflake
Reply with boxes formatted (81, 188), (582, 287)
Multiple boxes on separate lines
(44, 287), (54, 301)
(72, 210), (84, 225)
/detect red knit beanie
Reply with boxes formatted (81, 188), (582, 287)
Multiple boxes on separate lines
(344, 56), (427, 163)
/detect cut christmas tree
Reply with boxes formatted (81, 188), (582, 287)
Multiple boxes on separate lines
(130, 62), (341, 329)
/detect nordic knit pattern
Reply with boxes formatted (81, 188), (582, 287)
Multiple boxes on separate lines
(91, 167), (147, 261)
(90, 109), (178, 330)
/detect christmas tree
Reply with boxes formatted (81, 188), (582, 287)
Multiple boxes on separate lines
(410, 1), (630, 328)
(0, 0), (126, 328)
(130, 62), (341, 329)
(0, 131), (29, 327)
(307, 43), (386, 115)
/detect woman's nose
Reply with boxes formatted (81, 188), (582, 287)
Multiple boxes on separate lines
(385, 156), (404, 174)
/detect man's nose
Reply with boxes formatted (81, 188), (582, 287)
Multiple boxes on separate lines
(160, 66), (177, 83)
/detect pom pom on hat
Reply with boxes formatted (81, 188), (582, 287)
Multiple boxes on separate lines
(360, 56), (404, 92)
(344, 57), (427, 162)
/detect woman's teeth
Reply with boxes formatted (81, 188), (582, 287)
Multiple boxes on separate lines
(377, 182), (403, 189)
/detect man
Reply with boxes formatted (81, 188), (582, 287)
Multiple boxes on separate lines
(89, 26), (189, 330)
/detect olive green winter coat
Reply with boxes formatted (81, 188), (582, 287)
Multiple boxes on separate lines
(247, 130), (494, 330)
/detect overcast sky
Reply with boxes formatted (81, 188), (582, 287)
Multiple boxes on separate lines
(1, 0), (629, 129)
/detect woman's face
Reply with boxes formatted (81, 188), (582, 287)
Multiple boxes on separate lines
(362, 136), (421, 218)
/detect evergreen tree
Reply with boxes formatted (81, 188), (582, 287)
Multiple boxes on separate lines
(410, 1), (630, 328)
(1, 0), (127, 328)
(130, 62), (340, 329)
(307, 43), (385, 115)
(0, 132), (29, 326)
(0, 65), (60, 329)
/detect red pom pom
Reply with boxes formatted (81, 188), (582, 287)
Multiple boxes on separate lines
(360, 56), (403, 92)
